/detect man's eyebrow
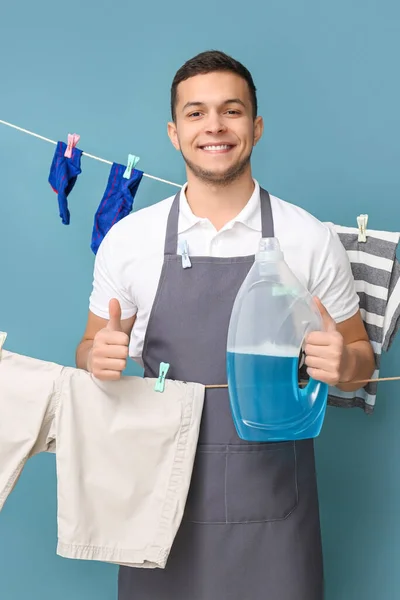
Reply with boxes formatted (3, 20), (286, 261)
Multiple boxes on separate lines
(182, 101), (205, 112)
(181, 98), (246, 112)
(222, 98), (246, 108)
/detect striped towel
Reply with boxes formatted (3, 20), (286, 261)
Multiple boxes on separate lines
(326, 223), (400, 413)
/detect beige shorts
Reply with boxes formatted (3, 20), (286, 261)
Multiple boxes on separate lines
(0, 350), (205, 569)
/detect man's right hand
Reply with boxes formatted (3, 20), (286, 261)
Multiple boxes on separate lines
(87, 298), (130, 381)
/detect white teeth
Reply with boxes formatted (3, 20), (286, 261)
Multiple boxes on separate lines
(202, 144), (231, 151)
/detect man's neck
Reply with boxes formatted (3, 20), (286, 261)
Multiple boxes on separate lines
(184, 171), (256, 231)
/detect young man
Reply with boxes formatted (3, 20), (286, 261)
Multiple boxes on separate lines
(76, 50), (375, 600)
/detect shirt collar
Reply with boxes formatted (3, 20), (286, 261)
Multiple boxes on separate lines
(178, 179), (262, 234)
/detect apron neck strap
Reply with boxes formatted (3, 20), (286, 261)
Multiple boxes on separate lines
(260, 187), (274, 238)
(164, 186), (274, 255)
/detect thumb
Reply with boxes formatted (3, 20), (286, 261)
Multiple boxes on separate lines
(106, 298), (123, 332)
(313, 297), (336, 332)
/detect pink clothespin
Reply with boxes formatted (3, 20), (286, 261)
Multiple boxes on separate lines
(64, 133), (81, 158)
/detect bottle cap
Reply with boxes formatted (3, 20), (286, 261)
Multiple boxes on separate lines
(256, 237), (283, 262)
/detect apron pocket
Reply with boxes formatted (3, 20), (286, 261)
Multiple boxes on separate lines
(183, 445), (227, 524)
(226, 442), (298, 523)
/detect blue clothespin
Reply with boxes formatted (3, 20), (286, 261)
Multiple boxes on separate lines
(123, 154), (140, 179)
(155, 362), (170, 392)
(178, 239), (191, 269)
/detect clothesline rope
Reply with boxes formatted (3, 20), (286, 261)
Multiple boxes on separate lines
(205, 375), (400, 389)
(0, 119), (183, 189)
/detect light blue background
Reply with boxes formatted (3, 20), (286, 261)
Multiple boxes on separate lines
(1, 1), (399, 598)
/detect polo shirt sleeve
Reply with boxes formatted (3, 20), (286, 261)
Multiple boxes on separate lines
(309, 224), (360, 324)
(89, 229), (137, 321)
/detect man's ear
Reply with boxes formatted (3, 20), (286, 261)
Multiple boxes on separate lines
(168, 121), (180, 150)
(253, 115), (264, 146)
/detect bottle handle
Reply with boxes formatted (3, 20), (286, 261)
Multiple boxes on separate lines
(296, 323), (328, 410)
(298, 374), (326, 409)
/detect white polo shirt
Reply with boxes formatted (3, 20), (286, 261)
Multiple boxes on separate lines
(89, 179), (359, 365)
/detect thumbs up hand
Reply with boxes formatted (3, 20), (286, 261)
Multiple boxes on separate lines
(89, 298), (130, 381)
(106, 298), (125, 333)
(303, 297), (345, 386)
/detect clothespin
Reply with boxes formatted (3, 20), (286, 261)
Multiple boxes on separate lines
(155, 362), (170, 392)
(0, 331), (7, 361)
(123, 154), (140, 179)
(64, 133), (81, 158)
(357, 214), (368, 243)
(178, 239), (191, 269)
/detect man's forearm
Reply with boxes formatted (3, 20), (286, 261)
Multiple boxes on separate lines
(337, 340), (375, 392)
(75, 339), (93, 371)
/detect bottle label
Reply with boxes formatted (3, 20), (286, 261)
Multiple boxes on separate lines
(272, 285), (297, 296)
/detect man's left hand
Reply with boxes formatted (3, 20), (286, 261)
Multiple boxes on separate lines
(303, 297), (345, 386)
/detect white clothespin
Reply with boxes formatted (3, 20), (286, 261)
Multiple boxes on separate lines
(0, 331), (7, 361)
(178, 239), (191, 269)
(357, 214), (368, 243)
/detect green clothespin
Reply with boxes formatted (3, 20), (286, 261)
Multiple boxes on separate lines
(155, 362), (170, 392)
(123, 154), (140, 179)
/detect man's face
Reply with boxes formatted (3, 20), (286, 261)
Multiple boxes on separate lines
(168, 71), (263, 185)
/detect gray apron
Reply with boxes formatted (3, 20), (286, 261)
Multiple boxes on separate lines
(118, 188), (324, 600)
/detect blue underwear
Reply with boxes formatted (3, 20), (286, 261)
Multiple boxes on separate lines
(48, 141), (83, 225)
(91, 163), (144, 254)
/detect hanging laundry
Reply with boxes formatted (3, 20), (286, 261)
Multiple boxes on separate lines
(90, 162), (143, 255)
(326, 224), (400, 413)
(0, 348), (204, 569)
(48, 140), (83, 225)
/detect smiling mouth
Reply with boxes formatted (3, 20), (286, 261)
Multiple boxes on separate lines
(198, 144), (235, 153)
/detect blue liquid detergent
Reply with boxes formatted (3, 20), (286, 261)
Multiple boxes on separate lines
(227, 351), (328, 442)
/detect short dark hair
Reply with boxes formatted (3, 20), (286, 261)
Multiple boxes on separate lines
(170, 50), (258, 121)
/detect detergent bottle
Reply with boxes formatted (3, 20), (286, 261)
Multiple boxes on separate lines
(226, 237), (328, 442)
